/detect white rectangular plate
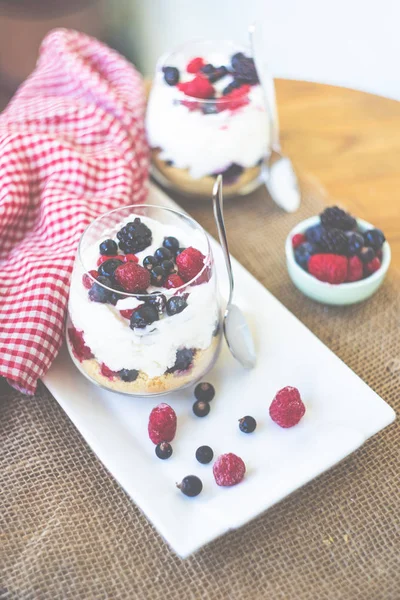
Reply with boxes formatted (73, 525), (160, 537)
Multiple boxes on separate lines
(43, 184), (395, 558)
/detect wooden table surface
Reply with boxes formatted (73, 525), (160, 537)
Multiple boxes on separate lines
(277, 80), (400, 270)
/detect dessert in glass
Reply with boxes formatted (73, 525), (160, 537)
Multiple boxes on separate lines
(67, 205), (222, 395)
(146, 40), (270, 199)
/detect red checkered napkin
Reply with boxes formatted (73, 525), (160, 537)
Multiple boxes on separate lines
(0, 29), (149, 394)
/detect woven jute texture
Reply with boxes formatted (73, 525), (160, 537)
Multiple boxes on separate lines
(1, 177), (399, 600)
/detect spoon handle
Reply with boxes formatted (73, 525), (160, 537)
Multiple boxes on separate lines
(212, 175), (234, 305)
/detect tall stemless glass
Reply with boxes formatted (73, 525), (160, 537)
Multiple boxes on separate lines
(146, 39), (270, 199)
(67, 205), (222, 396)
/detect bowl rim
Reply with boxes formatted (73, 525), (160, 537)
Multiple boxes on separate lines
(285, 215), (391, 290)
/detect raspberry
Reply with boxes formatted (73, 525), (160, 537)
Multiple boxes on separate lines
(347, 256), (364, 282)
(366, 257), (381, 274)
(165, 274), (185, 289)
(213, 453), (246, 486)
(222, 85), (251, 111)
(82, 269), (98, 289)
(148, 403), (177, 445)
(176, 247), (205, 282)
(120, 308), (135, 319)
(308, 254), (348, 284)
(68, 327), (93, 362)
(292, 233), (307, 249)
(187, 57), (205, 73)
(269, 386), (306, 428)
(114, 262), (150, 293)
(122, 254), (139, 263)
(97, 254), (121, 266)
(101, 364), (116, 380)
(178, 76), (214, 99)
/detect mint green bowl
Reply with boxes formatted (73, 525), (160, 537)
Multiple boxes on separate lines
(285, 216), (391, 306)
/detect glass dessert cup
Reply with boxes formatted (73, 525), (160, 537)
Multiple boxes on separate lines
(146, 39), (270, 199)
(67, 205), (222, 396)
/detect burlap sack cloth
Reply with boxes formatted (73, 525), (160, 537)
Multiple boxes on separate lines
(1, 177), (399, 600)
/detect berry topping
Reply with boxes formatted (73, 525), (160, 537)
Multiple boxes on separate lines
(363, 228), (385, 250)
(175, 247), (186, 257)
(119, 308), (135, 319)
(214, 163), (244, 184)
(150, 266), (166, 286)
(177, 475), (203, 497)
(97, 254), (121, 266)
(320, 206), (357, 231)
(308, 254), (348, 284)
(318, 228), (348, 255)
(155, 442), (173, 460)
(109, 283), (125, 306)
(176, 247), (205, 282)
(99, 239), (118, 256)
(117, 218), (152, 254)
(222, 85), (251, 110)
(346, 232), (364, 256)
(145, 293), (167, 313)
(359, 246), (375, 263)
(269, 386), (306, 428)
(163, 236), (180, 252)
(231, 53), (259, 84)
(143, 256), (158, 271)
(292, 233), (307, 249)
(208, 66), (229, 83)
(122, 254), (139, 263)
(82, 269), (98, 289)
(202, 102), (219, 115)
(88, 276), (112, 303)
(167, 348), (195, 373)
(166, 296), (188, 316)
(148, 403), (177, 444)
(346, 256), (364, 282)
(305, 224), (326, 245)
(187, 56), (205, 73)
(213, 453), (246, 487)
(160, 259), (175, 275)
(238, 416), (257, 433)
(294, 242), (318, 270)
(68, 327), (93, 362)
(194, 382), (215, 403)
(222, 79), (243, 96)
(130, 305), (159, 329)
(119, 368), (139, 382)
(162, 66), (180, 86)
(165, 274), (185, 289)
(114, 262), (150, 293)
(154, 247), (173, 262)
(98, 258), (124, 279)
(178, 75), (214, 99)
(366, 257), (381, 274)
(196, 446), (214, 464)
(101, 364), (117, 380)
(192, 400), (210, 418)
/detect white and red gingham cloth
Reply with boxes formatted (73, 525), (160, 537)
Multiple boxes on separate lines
(0, 29), (149, 394)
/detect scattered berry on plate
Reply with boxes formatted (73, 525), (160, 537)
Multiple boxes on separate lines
(294, 242), (318, 270)
(99, 239), (118, 256)
(346, 255), (364, 282)
(167, 348), (195, 373)
(166, 296), (188, 316)
(82, 269), (98, 289)
(318, 228), (348, 255)
(155, 442), (173, 460)
(292, 233), (307, 249)
(305, 224), (326, 245)
(88, 276), (112, 303)
(194, 382), (215, 403)
(178, 75), (214, 99)
(359, 246), (375, 264)
(363, 228), (385, 250)
(176, 247), (205, 282)
(130, 305), (159, 329)
(143, 255), (158, 271)
(320, 206), (357, 231)
(163, 236), (180, 252)
(366, 257), (381, 274)
(186, 56), (205, 73)
(162, 66), (180, 86)
(238, 416), (257, 433)
(115, 262), (150, 293)
(119, 368), (139, 382)
(154, 247), (173, 262)
(148, 403), (177, 445)
(308, 254), (348, 284)
(269, 386), (306, 428)
(165, 274), (185, 289)
(117, 218), (152, 254)
(98, 258), (124, 279)
(177, 475), (203, 497)
(213, 453), (246, 487)
(196, 445), (214, 464)
(192, 400), (210, 418)
(346, 231), (364, 256)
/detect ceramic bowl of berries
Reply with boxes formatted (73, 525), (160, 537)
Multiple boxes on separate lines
(285, 206), (391, 306)
(67, 205), (222, 395)
(146, 39), (270, 199)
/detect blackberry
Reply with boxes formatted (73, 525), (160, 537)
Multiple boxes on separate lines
(305, 224), (326, 245)
(162, 66), (180, 86)
(346, 231), (364, 256)
(98, 258), (123, 279)
(192, 400), (210, 418)
(294, 242), (318, 270)
(163, 236), (179, 252)
(363, 228), (385, 250)
(167, 348), (194, 373)
(318, 229), (348, 255)
(130, 305), (159, 329)
(155, 442), (173, 460)
(194, 382), (215, 403)
(99, 239), (118, 256)
(166, 296), (188, 316)
(230, 53), (259, 84)
(119, 369), (139, 382)
(88, 276), (112, 303)
(177, 475), (203, 497)
(320, 206), (357, 231)
(239, 416), (257, 433)
(196, 446), (214, 464)
(117, 217), (152, 254)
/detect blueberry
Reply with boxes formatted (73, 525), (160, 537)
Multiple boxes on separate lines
(202, 102), (218, 115)
(359, 246), (376, 263)
(294, 242), (318, 270)
(109, 283), (125, 306)
(160, 259), (175, 275)
(98, 258), (123, 278)
(194, 382), (215, 402)
(305, 224), (326, 245)
(143, 255), (158, 270)
(346, 231), (364, 256)
(363, 228), (385, 250)
(155, 442), (173, 460)
(166, 296), (188, 316)
(193, 400), (210, 418)
(150, 266), (165, 286)
(196, 446), (214, 464)
(208, 66), (228, 83)
(88, 276), (112, 303)
(163, 236), (179, 252)
(145, 293), (166, 313)
(130, 305), (159, 329)
(222, 79), (242, 96)
(177, 475), (203, 497)
(154, 247), (172, 262)
(175, 247), (186, 257)
(167, 348), (194, 373)
(119, 369), (139, 382)
(239, 415), (257, 433)
(162, 66), (180, 86)
(99, 239), (118, 256)
(200, 63), (215, 75)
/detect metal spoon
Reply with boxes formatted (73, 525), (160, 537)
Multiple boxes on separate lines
(249, 23), (301, 213)
(212, 175), (256, 369)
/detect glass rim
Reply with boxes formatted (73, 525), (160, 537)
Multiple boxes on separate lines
(78, 203), (212, 298)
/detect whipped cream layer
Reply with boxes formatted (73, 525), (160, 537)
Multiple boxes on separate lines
(146, 56), (270, 180)
(69, 215), (220, 377)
